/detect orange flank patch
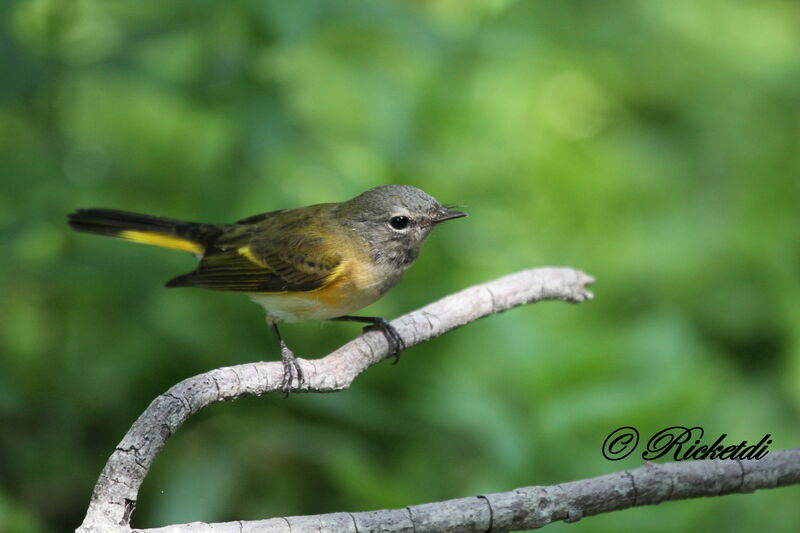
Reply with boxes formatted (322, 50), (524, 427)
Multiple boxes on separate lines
(248, 258), (388, 322)
(306, 259), (382, 308)
(309, 262), (351, 301)
(119, 230), (204, 254)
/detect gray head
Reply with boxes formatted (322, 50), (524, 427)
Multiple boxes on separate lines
(334, 185), (466, 266)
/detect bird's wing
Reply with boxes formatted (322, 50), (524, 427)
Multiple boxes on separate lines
(165, 209), (343, 293)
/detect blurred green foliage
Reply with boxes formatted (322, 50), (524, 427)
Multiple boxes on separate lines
(2, 0), (799, 531)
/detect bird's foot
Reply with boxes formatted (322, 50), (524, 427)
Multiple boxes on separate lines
(279, 342), (304, 398)
(363, 319), (406, 364)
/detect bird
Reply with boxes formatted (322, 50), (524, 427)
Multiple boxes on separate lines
(67, 185), (467, 395)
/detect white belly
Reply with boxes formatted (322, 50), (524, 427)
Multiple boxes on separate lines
(248, 292), (370, 322)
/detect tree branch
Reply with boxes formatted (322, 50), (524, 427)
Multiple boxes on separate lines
(76, 267), (800, 532)
(136, 448), (800, 533)
(77, 267), (594, 532)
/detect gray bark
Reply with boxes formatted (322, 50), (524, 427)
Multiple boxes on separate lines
(137, 448), (800, 533)
(76, 267), (798, 533)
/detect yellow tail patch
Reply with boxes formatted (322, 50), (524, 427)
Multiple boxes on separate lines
(119, 230), (204, 254)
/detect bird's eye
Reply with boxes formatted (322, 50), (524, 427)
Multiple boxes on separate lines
(389, 216), (410, 230)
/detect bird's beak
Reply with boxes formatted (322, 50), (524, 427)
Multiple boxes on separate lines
(432, 206), (468, 225)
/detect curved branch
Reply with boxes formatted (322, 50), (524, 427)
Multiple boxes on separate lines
(77, 267), (595, 533)
(137, 448), (800, 533)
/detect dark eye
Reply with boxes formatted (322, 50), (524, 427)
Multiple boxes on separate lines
(389, 216), (410, 230)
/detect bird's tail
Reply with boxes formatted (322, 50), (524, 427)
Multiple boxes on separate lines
(67, 208), (216, 254)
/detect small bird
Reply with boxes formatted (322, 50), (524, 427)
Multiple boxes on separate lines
(67, 185), (467, 394)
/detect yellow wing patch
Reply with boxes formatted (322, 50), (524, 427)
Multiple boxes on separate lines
(120, 230), (204, 254)
(237, 247), (347, 294)
(238, 245), (269, 267)
(314, 261), (347, 291)
(238, 245), (346, 293)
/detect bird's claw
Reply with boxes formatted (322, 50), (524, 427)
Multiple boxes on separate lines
(363, 319), (406, 364)
(279, 343), (304, 398)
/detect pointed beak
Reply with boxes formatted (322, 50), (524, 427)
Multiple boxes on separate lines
(432, 206), (468, 225)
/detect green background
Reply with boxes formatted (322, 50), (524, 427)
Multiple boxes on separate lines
(1, 0), (799, 531)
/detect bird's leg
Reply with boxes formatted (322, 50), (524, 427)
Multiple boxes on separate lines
(268, 318), (304, 397)
(331, 315), (406, 364)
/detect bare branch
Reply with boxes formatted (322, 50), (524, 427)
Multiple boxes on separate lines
(75, 267), (800, 532)
(136, 448), (800, 533)
(77, 267), (594, 533)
